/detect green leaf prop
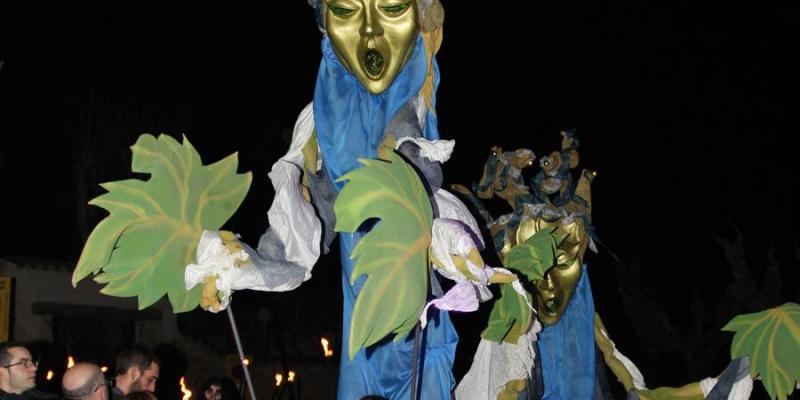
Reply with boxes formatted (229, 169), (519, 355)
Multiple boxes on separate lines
(504, 227), (562, 282)
(72, 134), (252, 313)
(334, 150), (432, 360)
(481, 228), (563, 344)
(481, 282), (533, 344)
(722, 303), (800, 399)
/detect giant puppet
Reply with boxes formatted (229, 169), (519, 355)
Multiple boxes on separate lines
(72, 2), (800, 399)
(184, 0), (472, 398)
(73, 0), (525, 398)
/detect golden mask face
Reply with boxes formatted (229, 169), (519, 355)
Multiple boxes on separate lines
(325, 0), (420, 94)
(515, 216), (589, 326)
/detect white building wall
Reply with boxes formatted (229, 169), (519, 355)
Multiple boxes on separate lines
(0, 257), (177, 343)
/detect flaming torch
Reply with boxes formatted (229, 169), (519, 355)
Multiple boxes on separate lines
(46, 371), (54, 381)
(320, 338), (334, 357)
(274, 373), (283, 387)
(67, 356), (75, 368)
(180, 377), (192, 400)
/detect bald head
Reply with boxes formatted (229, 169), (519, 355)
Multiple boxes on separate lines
(63, 363), (107, 400)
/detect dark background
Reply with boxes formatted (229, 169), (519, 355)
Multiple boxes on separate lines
(2, 1), (798, 397)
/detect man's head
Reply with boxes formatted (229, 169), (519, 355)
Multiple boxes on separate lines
(0, 342), (37, 394)
(62, 363), (107, 400)
(114, 345), (159, 394)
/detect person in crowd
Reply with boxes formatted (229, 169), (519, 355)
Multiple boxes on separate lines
(110, 345), (159, 400)
(0, 342), (57, 400)
(200, 377), (221, 400)
(62, 363), (107, 400)
(121, 392), (155, 400)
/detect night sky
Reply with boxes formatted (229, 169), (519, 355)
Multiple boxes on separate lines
(2, 1), (799, 394)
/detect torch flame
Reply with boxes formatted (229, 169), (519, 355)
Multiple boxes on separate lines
(275, 373), (283, 387)
(67, 356), (75, 368)
(100, 366), (108, 373)
(180, 377), (192, 400)
(287, 371), (296, 383)
(46, 371), (54, 381)
(320, 338), (334, 357)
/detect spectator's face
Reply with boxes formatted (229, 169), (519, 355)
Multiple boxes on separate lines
(204, 384), (221, 400)
(3, 347), (37, 393)
(131, 362), (159, 393)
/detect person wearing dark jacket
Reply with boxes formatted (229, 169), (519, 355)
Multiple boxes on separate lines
(0, 342), (57, 400)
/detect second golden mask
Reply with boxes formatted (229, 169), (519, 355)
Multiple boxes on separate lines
(514, 216), (590, 326)
(325, 0), (420, 94)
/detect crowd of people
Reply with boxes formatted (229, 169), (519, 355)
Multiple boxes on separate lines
(0, 342), (233, 400)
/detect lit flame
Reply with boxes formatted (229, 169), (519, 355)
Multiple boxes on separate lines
(67, 356), (75, 368)
(242, 358), (250, 366)
(287, 371), (296, 383)
(320, 338), (334, 357)
(100, 366), (108, 373)
(180, 377), (192, 400)
(275, 373), (283, 387)
(46, 371), (54, 381)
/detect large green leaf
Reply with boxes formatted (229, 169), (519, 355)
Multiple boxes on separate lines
(73, 134), (252, 313)
(334, 150), (432, 360)
(481, 282), (533, 344)
(722, 303), (800, 399)
(504, 227), (562, 282)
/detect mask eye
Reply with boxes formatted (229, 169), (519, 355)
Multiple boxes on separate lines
(329, 4), (355, 16)
(380, 1), (411, 14)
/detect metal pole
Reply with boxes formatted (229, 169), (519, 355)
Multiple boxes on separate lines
(409, 323), (422, 400)
(227, 304), (258, 400)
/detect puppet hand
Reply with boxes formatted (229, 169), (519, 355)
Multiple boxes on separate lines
(199, 275), (222, 312)
(185, 230), (253, 312)
(430, 218), (489, 283)
(497, 379), (527, 400)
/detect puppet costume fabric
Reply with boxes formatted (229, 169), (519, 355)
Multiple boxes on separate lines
(314, 33), (457, 400)
(187, 32), (470, 399)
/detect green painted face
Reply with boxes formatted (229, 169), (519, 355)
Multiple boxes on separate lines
(325, 0), (419, 94)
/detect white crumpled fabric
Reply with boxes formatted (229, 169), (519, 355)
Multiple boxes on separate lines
(430, 218), (489, 285)
(396, 136), (455, 163)
(264, 102), (321, 275)
(434, 189), (485, 248)
(454, 320), (543, 400)
(423, 191), (530, 327)
(184, 230), (253, 311)
(184, 103), (321, 310)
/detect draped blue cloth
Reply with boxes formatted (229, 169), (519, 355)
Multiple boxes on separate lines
(312, 34), (457, 399)
(537, 266), (596, 400)
(314, 35), (439, 190)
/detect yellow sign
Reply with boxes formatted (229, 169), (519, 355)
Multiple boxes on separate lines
(0, 277), (12, 341)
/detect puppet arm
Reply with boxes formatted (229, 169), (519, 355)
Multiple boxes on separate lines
(185, 103), (324, 312)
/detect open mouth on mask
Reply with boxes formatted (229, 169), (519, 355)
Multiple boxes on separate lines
(542, 296), (561, 315)
(364, 49), (384, 78)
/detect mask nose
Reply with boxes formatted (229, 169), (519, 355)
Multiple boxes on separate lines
(536, 272), (558, 291)
(359, 4), (384, 38)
